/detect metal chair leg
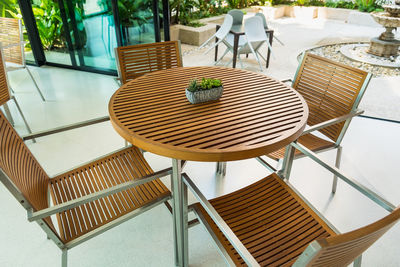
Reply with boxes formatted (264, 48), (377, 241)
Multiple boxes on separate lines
(353, 255), (362, 267)
(61, 248), (68, 267)
(11, 96), (36, 143)
(3, 102), (15, 126)
(26, 67), (46, 102)
(332, 146), (342, 193)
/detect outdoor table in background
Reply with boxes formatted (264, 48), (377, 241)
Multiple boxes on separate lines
(215, 24), (274, 69)
(108, 66), (308, 266)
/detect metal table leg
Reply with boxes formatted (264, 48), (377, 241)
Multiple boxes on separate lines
(216, 162), (227, 176)
(171, 159), (188, 267)
(232, 34), (239, 68)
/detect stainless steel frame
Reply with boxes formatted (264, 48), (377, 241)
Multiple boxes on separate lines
(216, 162), (227, 176)
(22, 115), (110, 141)
(266, 67), (373, 194)
(182, 173), (260, 266)
(171, 159), (189, 267)
(291, 142), (395, 212)
(0, 43), (34, 140)
(186, 140), (395, 266)
(3, 19), (46, 102)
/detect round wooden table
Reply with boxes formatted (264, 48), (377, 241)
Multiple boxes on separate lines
(109, 66), (308, 267)
(109, 66), (309, 162)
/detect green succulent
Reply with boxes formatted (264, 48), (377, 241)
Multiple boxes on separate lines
(187, 78), (222, 92)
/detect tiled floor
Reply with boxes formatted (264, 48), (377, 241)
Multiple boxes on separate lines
(1, 17), (400, 267)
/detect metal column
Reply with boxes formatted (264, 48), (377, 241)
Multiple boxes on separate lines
(171, 159), (188, 266)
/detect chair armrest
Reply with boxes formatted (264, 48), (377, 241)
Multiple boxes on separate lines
(27, 167), (173, 221)
(291, 142), (396, 212)
(280, 78), (292, 84)
(301, 109), (364, 136)
(22, 115), (110, 141)
(115, 77), (122, 86)
(183, 173), (260, 267)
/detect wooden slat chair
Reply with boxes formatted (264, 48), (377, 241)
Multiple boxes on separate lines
(188, 142), (398, 267)
(115, 40), (183, 85)
(0, 17), (46, 101)
(0, 44), (34, 138)
(266, 53), (372, 193)
(0, 109), (172, 266)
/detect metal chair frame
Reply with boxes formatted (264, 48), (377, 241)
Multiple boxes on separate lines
(0, 18), (46, 101)
(266, 53), (372, 193)
(0, 44), (35, 139)
(185, 141), (396, 266)
(0, 114), (173, 267)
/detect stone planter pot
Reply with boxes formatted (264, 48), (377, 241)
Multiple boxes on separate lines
(185, 86), (223, 104)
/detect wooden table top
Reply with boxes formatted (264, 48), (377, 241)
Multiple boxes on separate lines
(109, 66), (308, 162)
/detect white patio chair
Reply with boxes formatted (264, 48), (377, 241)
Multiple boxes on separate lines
(255, 12), (285, 46)
(199, 14), (233, 55)
(0, 17), (46, 101)
(225, 16), (274, 71)
(228, 9), (244, 25)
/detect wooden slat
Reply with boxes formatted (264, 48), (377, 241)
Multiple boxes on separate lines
(195, 173), (336, 266)
(109, 67), (309, 162)
(305, 206), (400, 266)
(0, 17), (23, 65)
(116, 41), (182, 85)
(0, 49), (11, 105)
(0, 110), (55, 231)
(292, 53), (369, 142)
(49, 146), (170, 242)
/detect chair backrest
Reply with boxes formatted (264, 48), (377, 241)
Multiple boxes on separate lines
(228, 9), (244, 25)
(216, 14), (233, 40)
(241, 16), (267, 54)
(0, 110), (50, 213)
(295, 206), (400, 266)
(255, 13), (268, 29)
(244, 16), (268, 43)
(0, 46), (11, 105)
(292, 53), (371, 143)
(0, 17), (24, 65)
(115, 41), (183, 84)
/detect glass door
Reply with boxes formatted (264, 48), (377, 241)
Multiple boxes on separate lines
(27, 0), (169, 74)
(118, 0), (160, 45)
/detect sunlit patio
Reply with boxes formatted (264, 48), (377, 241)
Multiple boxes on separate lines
(1, 7), (400, 267)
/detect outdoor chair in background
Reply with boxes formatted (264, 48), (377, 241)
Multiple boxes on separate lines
(0, 44), (34, 139)
(264, 53), (372, 193)
(0, 109), (172, 267)
(199, 14), (233, 55)
(224, 16), (273, 71)
(188, 141), (398, 266)
(255, 12), (285, 46)
(115, 40), (183, 85)
(0, 17), (46, 101)
(227, 9), (244, 25)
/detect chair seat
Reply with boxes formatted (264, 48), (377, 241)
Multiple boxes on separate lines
(49, 146), (170, 243)
(194, 173), (336, 266)
(268, 133), (336, 160)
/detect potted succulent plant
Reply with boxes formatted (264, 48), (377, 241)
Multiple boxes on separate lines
(185, 78), (223, 104)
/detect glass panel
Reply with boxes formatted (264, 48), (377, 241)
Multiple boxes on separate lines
(64, 0), (117, 70)
(31, 0), (72, 65)
(118, 0), (156, 45)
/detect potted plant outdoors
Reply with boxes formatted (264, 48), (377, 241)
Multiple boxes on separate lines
(185, 78), (223, 104)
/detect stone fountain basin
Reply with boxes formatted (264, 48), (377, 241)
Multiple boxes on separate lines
(371, 11), (400, 27)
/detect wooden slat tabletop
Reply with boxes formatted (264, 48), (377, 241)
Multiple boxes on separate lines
(109, 67), (308, 162)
